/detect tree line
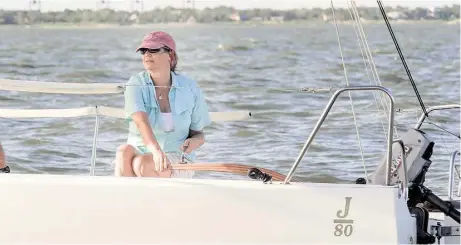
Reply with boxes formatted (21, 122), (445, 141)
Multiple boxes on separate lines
(0, 4), (459, 25)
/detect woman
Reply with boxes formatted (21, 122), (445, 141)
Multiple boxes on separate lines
(0, 142), (10, 173)
(115, 31), (211, 178)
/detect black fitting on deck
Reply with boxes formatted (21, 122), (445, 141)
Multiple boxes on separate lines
(0, 166), (10, 173)
(248, 168), (272, 183)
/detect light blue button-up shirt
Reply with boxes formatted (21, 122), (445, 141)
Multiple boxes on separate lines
(124, 71), (212, 161)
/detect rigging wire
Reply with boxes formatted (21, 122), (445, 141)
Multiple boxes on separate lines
(349, 1), (401, 139)
(377, 0), (429, 117)
(346, 1), (390, 141)
(330, 0), (368, 182)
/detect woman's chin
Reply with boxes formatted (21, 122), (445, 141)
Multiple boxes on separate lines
(146, 67), (170, 74)
(143, 64), (156, 71)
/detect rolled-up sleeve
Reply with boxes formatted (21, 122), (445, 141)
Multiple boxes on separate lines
(124, 77), (146, 120)
(190, 87), (212, 131)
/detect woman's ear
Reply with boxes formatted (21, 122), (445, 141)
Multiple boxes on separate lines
(169, 52), (177, 69)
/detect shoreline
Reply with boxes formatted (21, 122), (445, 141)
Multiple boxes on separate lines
(0, 19), (458, 29)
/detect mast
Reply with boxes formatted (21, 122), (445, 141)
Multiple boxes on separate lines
(376, 0), (429, 117)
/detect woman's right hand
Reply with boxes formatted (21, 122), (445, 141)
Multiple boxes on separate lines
(148, 146), (170, 172)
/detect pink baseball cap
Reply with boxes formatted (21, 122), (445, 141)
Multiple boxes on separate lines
(136, 31), (176, 52)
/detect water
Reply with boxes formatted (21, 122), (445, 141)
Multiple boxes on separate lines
(0, 22), (459, 195)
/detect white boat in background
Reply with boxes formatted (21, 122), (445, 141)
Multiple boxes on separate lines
(0, 0), (459, 244)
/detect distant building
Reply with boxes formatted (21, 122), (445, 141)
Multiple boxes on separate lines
(270, 16), (284, 23)
(171, 10), (182, 16)
(129, 13), (139, 24)
(186, 16), (196, 23)
(230, 12), (241, 22)
(428, 7), (435, 18)
(230, 12), (248, 22)
(387, 11), (405, 20)
(0, 13), (16, 24)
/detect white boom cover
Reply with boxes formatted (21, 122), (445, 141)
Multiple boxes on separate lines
(0, 78), (124, 94)
(0, 106), (251, 122)
(0, 174), (416, 244)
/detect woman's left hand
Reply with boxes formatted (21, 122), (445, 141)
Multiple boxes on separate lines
(181, 138), (202, 153)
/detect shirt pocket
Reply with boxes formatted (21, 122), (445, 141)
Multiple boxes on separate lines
(175, 91), (194, 117)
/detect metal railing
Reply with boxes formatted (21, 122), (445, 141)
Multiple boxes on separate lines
(0, 104), (251, 176)
(412, 104), (460, 200)
(414, 104), (460, 130)
(448, 150), (460, 200)
(283, 85), (395, 185)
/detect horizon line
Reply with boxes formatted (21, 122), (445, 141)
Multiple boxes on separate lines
(0, 0), (459, 12)
(2, 4), (459, 13)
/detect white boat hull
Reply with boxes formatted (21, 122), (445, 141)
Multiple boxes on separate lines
(0, 174), (418, 244)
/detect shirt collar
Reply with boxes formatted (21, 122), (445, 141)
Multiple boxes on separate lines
(144, 71), (180, 89)
(144, 71), (187, 114)
(170, 71), (180, 89)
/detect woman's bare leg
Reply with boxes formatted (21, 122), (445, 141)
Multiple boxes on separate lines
(114, 144), (136, 177)
(132, 154), (172, 178)
(0, 142), (6, 168)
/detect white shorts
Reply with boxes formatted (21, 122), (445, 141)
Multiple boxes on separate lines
(166, 153), (195, 179)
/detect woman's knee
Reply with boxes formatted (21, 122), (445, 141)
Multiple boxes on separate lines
(132, 154), (150, 177)
(116, 144), (135, 156)
(115, 144), (136, 176)
(132, 154), (170, 177)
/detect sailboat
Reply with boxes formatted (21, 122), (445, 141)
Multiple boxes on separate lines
(0, 0), (459, 244)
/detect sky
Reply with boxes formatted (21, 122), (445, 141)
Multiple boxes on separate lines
(0, 0), (459, 12)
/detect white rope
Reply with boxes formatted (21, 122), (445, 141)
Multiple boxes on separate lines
(352, 0), (394, 131)
(347, 2), (388, 141)
(0, 106), (252, 122)
(349, 2), (384, 88)
(331, 0), (368, 182)
(0, 79), (124, 94)
(348, 0), (400, 139)
(348, 2), (385, 109)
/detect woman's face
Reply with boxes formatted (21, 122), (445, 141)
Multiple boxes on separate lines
(140, 47), (171, 73)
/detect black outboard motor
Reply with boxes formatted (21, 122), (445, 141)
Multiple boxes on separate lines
(369, 128), (434, 187)
(366, 128), (460, 244)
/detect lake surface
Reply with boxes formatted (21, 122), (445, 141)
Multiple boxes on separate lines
(0, 21), (459, 195)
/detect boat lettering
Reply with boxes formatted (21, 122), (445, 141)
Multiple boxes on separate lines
(333, 197), (353, 237)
